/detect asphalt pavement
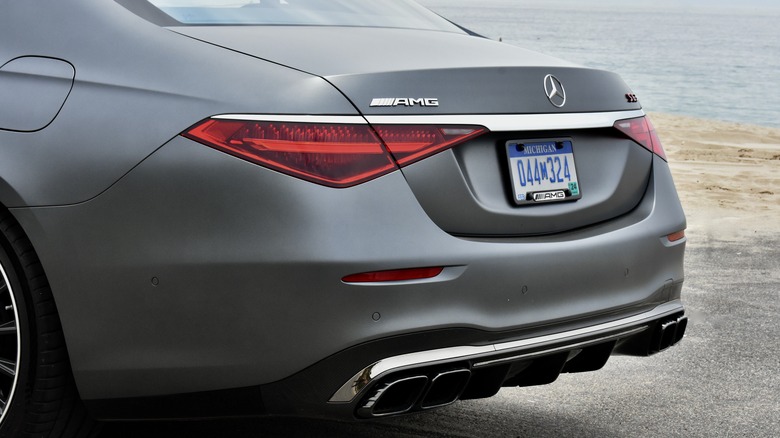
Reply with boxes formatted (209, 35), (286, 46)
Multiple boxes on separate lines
(99, 236), (780, 437)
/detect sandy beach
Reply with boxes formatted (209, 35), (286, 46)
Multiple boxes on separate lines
(650, 113), (780, 240)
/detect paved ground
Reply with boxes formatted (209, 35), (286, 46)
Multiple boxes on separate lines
(99, 235), (780, 437)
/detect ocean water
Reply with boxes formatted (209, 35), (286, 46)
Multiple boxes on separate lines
(418, 0), (780, 128)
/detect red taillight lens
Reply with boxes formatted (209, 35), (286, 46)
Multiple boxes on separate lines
(184, 120), (396, 188)
(373, 125), (487, 167)
(183, 119), (486, 187)
(613, 116), (667, 161)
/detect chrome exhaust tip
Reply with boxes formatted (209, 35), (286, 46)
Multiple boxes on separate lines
(420, 369), (471, 409)
(673, 315), (688, 345)
(658, 319), (678, 352)
(356, 375), (428, 418)
(651, 314), (688, 353)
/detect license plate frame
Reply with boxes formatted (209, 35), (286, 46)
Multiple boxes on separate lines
(506, 138), (582, 206)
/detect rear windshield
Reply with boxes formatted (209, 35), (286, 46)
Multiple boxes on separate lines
(143, 0), (461, 31)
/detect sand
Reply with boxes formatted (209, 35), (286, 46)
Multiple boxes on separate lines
(649, 113), (780, 241)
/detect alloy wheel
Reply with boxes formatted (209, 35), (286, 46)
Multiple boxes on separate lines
(0, 261), (20, 424)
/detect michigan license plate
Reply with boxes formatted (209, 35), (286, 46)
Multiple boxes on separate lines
(506, 139), (582, 205)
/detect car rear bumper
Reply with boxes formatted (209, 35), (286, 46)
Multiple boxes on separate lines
(282, 299), (686, 419)
(12, 132), (685, 404)
(84, 298), (685, 420)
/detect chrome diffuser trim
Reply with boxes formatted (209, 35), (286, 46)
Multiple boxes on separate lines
(472, 326), (647, 368)
(212, 110), (645, 132)
(329, 301), (683, 403)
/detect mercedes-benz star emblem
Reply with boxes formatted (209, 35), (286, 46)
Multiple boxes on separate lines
(543, 74), (566, 108)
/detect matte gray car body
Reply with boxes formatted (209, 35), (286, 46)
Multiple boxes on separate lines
(0, 0), (686, 432)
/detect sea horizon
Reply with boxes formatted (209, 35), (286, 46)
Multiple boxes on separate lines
(419, 0), (780, 129)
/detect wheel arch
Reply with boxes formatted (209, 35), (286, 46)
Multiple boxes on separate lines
(0, 203), (99, 437)
(0, 202), (78, 366)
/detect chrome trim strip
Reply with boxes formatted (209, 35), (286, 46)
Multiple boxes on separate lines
(212, 114), (368, 124)
(472, 326), (647, 368)
(329, 301), (683, 403)
(212, 110), (646, 132)
(365, 110), (645, 131)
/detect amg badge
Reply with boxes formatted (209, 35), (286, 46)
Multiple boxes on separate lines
(370, 98), (439, 107)
(533, 190), (568, 202)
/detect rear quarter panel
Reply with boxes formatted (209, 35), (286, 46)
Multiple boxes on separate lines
(0, 0), (356, 207)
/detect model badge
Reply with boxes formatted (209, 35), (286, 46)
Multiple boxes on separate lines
(626, 93), (639, 103)
(370, 98), (439, 107)
(543, 74), (566, 108)
(533, 190), (567, 202)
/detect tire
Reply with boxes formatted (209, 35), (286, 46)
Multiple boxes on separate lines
(0, 210), (99, 438)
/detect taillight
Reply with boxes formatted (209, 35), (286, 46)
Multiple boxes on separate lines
(183, 119), (486, 188)
(373, 125), (487, 167)
(613, 116), (667, 161)
(184, 120), (395, 187)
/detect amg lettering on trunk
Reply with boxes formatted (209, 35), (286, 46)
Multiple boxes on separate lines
(370, 98), (439, 107)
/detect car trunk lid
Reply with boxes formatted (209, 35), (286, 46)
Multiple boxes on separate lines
(170, 26), (652, 236)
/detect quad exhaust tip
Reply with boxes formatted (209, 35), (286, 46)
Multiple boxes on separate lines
(651, 315), (688, 354)
(357, 369), (472, 418)
(420, 369), (472, 410)
(357, 375), (429, 418)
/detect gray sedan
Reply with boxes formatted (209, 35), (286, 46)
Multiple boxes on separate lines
(0, 1), (686, 437)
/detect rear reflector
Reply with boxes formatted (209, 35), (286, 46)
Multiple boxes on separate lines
(667, 230), (686, 242)
(183, 119), (486, 188)
(613, 116), (667, 161)
(342, 267), (444, 283)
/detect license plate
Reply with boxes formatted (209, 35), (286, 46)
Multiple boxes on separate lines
(506, 139), (582, 205)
